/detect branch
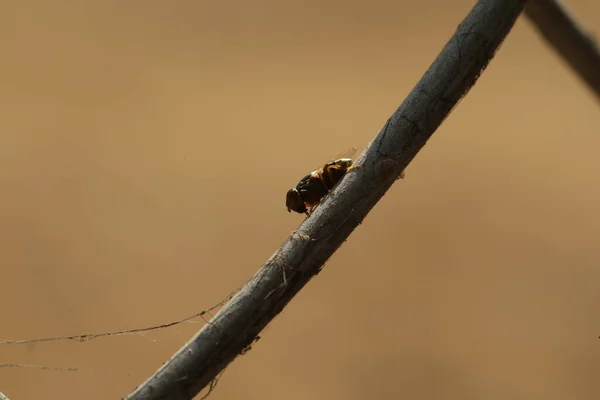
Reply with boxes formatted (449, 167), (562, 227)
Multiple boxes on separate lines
(525, 0), (600, 101)
(125, 1), (526, 398)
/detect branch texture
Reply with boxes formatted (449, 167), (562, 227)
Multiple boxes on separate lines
(125, 1), (527, 399)
(525, 0), (600, 101)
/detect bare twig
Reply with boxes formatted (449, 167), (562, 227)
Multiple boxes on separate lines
(198, 368), (227, 400)
(525, 0), (600, 101)
(0, 312), (204, 344)
(0, 363), (77, 372)
(0, 289), (239, 345)
(125, 1), (527, 399)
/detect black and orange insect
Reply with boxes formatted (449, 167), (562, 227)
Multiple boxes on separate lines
(286, 148), (361, 216)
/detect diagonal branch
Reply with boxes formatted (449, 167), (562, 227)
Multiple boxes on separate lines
(125, 0), (527, 399)
(525, 0), (600, 101)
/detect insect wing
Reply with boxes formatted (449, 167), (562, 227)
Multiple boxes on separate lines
(328, 146), (358, 162)
(309, 147), (359, 173)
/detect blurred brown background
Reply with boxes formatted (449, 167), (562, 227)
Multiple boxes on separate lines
(1, 0), (599, 399)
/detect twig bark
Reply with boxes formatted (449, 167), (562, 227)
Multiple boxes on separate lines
(525, 0), (600, 101)
(124, 1), (527, 399)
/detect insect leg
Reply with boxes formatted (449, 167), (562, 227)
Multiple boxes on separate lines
(347, 164), (364, 172)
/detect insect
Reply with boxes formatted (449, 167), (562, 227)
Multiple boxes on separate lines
(286, 147), (361, 216)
